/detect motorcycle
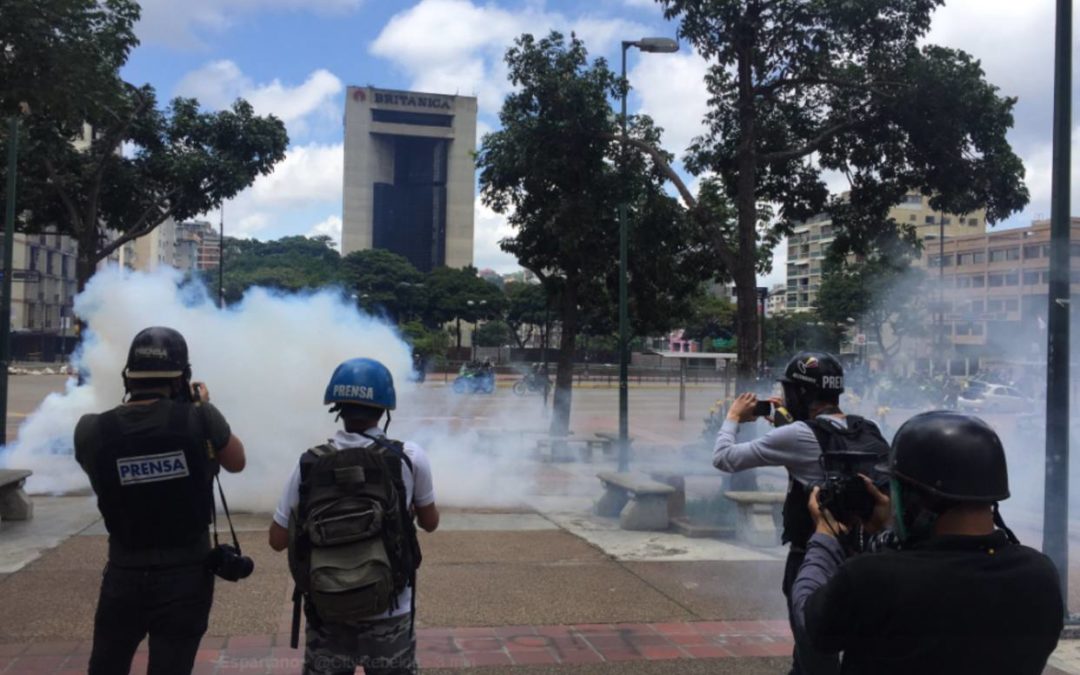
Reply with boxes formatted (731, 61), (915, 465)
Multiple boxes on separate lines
(512, 372), (551, 396)
(452, 368), (495, 394)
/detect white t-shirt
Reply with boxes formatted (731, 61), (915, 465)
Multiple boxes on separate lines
(273, 428), (436, 619)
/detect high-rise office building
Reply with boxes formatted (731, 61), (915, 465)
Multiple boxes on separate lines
(341, 86), (477, 272)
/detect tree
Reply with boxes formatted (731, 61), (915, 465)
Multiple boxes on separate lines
(1, 0), (288, 293)
(220, 235), (342, 303)
(478, 32), (714, 434)
(817, 251), (929, 370)
(425, 266), (507, 348)
(504, 282), (550, 349)
(682, 293), (737, 350)
(1, 0), (138, 120)
(764, 311), (843, 364)
(642, 0), (1029, 385)
(472, 320), (513, 348)
(342, 249), (427, 323)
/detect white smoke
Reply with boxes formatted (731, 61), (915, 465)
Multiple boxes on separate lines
(0, 267), (538, 511)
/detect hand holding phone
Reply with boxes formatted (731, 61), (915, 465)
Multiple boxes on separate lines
(753, 400), (773, 417)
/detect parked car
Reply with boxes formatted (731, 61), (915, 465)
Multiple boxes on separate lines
(958, 381), (1034, 413)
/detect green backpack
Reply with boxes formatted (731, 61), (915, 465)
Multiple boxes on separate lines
(287, 434), (421, 642)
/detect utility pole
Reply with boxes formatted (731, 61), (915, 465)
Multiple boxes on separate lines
(0, 117), (20, 444)
(218, 204), (225, 309)
(1043, 0), (1072, 610)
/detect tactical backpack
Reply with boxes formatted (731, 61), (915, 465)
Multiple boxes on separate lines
(287, 433), (420, 644)
(781, 415), (889, 549)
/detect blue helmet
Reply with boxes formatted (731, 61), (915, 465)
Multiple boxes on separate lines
(324, 358), (396, 410)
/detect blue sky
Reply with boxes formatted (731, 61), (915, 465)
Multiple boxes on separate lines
(122, 0), (1072, 287)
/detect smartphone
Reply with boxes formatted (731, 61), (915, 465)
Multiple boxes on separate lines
(753, 400), (773, 417)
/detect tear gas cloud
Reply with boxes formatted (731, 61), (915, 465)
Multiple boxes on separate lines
(0, 268), (537, 511)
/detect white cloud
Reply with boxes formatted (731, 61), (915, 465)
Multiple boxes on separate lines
(371, 0), (649, 114)
(250, 143), (344, 206)
(136, 0), (361, 48)
(174, 61), (343, 139)
(473, 198), (521, 273)
(629, 50), (709, 161)
(206, 142), (344, 239)
(309, 215), (343, 249)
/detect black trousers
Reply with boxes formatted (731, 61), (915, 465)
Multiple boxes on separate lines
(783, 550), (839, 675)
(88, 562), (215, 675)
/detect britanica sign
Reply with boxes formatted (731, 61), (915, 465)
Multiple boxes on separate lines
(371, 89), (453, 111)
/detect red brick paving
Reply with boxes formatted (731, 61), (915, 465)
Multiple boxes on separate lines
(0, 620), (793, 673)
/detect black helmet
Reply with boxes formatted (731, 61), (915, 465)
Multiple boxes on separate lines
(779, 351), (845, 393)
(881, 410), (1009, 502)
(124, 327), (190, 380)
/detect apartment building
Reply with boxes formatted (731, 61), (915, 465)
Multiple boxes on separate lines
(785, 194), (986, 312)
(766, 283), (787, 315)
(175, 220), (221, 271)
(914, 218), (1080, 372)
(7, 231), (79, 359)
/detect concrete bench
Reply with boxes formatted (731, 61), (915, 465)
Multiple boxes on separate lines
(596, 472), (676, 531)
(0, 469), (33, 521)
(724, 491), (785, 547)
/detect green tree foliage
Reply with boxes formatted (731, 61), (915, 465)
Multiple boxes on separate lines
(817, 247), (929, 369)
(682, 293), (737, 350)
(0, 0), (288, 292)
(425, 266), (507, 348)
(764, 312), (843, 364)
(0, 0), (138, 119)
(400, 320), (450, 361)
(504, 282), (551, 349)
(220, 235), (342, 303)
(478, 32), (713, 433)
(650, 0), (1029, 383)
(472, 320), (513, 348)
(342, 249), (427, 323)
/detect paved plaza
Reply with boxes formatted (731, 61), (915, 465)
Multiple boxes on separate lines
(0, 373), (1078, 673)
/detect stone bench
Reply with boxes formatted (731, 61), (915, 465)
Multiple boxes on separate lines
(0, 469), (33, 521)
(596, 472), (676, 531)
(724, 491), (785, 547)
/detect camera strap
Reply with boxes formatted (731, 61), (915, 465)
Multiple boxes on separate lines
(211, 473), (242, 553)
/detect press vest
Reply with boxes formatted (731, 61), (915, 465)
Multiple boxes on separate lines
(92, 402), (216, 557)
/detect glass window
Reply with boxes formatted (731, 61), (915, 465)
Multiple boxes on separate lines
(988, 274), (1004, 287)
(1006, 247), (1020, 261)
(1024, 245), (1042, 259)
(968, 218), (979, 226)
(989, 249), (1008, 263)
(1005, 299), (1019, 312)
(903, 194), (922, 205)
(1072, 243), (1080, 257)
(1024, 271), (1044, 285)
(909, 214), (917, 222)
(987, 300), (1003, 312)
(956, 276), (971, 289)
(972, 300), (984, 313)
(925, 215), (936, 225)
(941, 217), (951, 225)
(28, 247), (37, 272)
(972, 323), (984, 336)
(972, 275), (985, 288)
(1005, 272), (1019, 286)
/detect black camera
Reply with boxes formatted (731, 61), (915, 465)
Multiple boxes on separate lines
(753, 400), (773, 417)
(206, 544), (254, 582)
(815, 451), (881, 524)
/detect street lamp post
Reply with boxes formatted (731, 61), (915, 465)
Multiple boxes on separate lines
(1043, 0), (1072, 610)
(618, 36), (678, 472)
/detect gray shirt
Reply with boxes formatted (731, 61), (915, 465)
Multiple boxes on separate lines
(712, 416), (850, 487)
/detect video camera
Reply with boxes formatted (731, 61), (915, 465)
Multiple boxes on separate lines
(815, 451), (882, 525)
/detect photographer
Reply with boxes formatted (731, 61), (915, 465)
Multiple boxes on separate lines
(792, 411), (1063, 674)
(74, 327), (246, 675)
(713, 351), (888, 675)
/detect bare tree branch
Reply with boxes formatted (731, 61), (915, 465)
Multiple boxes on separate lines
(41, 158), (83, 232)
(758, 119), (856, 164)
(86, 89), (152, 226)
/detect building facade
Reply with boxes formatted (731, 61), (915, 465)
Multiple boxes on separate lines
(7, 231), (79, 359)
(785, 194), (986, 312)
(912, 218), (1080, 374)
(175, 220), (221, 271)
(342, 86), (477, 272)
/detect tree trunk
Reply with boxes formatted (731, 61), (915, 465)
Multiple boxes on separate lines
(733, 37), (760, 393)
(549, 283), (579, 436)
